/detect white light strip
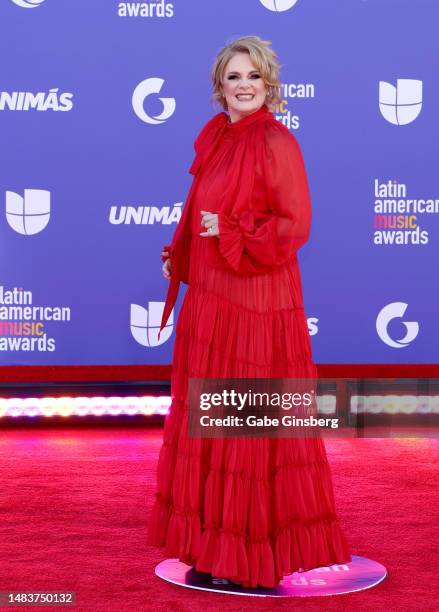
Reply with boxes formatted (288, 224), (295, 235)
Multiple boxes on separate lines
(0, 395), (171, 418)
(351, 395), (439, 414)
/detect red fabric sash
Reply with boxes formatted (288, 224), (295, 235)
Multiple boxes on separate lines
(157, 111), (231, 339)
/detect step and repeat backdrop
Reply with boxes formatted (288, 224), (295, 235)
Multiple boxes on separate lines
(0, 0), (437, 366)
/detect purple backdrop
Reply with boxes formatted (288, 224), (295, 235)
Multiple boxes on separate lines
(0, 0), (436, 365)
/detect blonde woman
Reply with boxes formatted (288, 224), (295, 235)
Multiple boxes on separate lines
(147, 35), (351, 588)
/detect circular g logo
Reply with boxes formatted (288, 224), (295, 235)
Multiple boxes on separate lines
(132, 78), (176, 125)
(376, 302), (419, 348)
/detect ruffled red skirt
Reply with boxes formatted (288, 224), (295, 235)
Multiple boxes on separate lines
(147, 233), (351, 588)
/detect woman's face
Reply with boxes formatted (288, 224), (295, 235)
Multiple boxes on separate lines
(221, 52), (267, 122)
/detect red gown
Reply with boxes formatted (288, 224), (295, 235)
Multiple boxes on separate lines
(147, 104), (351, 588)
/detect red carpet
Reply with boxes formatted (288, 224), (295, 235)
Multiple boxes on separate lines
(0, 426), (437, 611)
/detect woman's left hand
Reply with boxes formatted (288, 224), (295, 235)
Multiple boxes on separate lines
(200, 210), (219, 237)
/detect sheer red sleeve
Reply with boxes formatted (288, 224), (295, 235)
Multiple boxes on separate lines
(216, 128), (312, 275)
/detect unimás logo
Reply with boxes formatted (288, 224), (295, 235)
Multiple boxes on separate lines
(132, 78), (175, 125)
(259, 0), (299, 11)
(379, 79), (422, 125)
(376, 302), (419, 348)
(6, 189), (51, 235)
(11, 0), (45, 8)
(109, 202), (182, 225)
(0, 88), (74, 112)
(130, 302), (173, 346)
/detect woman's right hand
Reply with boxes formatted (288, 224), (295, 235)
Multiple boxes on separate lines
(162, 249), (171, 280)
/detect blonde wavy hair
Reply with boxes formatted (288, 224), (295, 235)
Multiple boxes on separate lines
(211, 35), (283, 112)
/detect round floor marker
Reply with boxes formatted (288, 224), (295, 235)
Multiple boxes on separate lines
(155, 555), (387, 597)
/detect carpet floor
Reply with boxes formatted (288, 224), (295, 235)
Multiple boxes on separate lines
(0, 426), (437, 611)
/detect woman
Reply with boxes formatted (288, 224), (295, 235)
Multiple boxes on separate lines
(147, 35), (351, 588)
